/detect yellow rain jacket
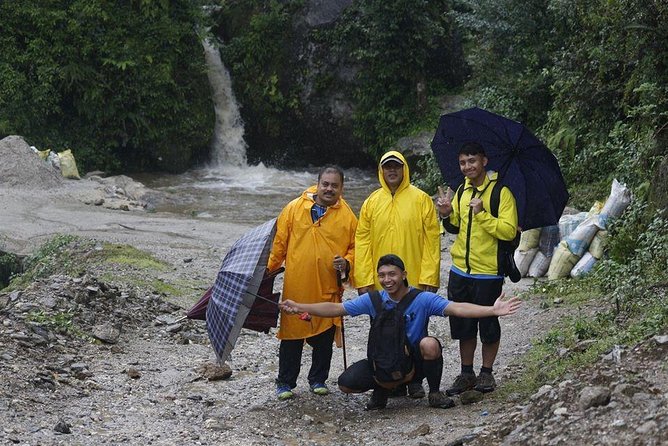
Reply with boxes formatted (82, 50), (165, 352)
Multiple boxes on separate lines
(268, 186), (357, 340)
(354, 151), (441, 290)
(444, 171), (518, 275)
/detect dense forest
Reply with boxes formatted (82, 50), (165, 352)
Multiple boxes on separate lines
(0, 0), (666, 413)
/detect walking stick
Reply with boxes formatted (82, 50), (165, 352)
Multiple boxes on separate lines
(336, 270), (348, 370)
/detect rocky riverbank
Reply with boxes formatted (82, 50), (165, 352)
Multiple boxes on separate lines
(1, 137), (666, 446)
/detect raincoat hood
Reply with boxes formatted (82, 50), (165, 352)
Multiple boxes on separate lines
(378, 151), (410, 194)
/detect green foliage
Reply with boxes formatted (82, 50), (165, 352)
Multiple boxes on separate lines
(453, 0), (556, 128)
(9, 235), (84, 288)
(502, 206), (668, 397)
(26, 310), (85, 337)
(0, 252), (21, 289)
(97, 243), (170, 271)
(325, 0), (466, 156)
(0, 1), (213, 173)
(412, 152), (443, 195)
(543, 0), (668, 187)
(218, 1), (303, 139)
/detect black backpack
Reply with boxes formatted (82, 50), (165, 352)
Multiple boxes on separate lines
(367, 288), (421, 388)
(455, 181), (521, 282)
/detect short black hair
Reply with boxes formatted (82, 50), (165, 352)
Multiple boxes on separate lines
(317, 165), (344, 184)
(377, 254), (409, 286)
(459, 142), (486, 157)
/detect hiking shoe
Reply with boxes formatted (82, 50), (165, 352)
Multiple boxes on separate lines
(446, 373), (477, 396)
(365, 389), (389, 411)
(474, 372), (496, 393)
(407, 382), (426, 399)
(428, 391), (456, 409)
(276, 384), (294, 401)
(310, 382), (329, 396)
(388, 383), (407, 398)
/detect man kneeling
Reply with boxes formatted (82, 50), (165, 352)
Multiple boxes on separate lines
(279, 254), (521, 410)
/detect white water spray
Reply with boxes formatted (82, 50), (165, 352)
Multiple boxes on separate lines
(201, 38), (248, 167)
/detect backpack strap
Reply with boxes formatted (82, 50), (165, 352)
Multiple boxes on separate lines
(369, 290), (383, 315)
(490, 180), (502, 218)
(370, 288), (421, 315)
(396, 288), (421, 314)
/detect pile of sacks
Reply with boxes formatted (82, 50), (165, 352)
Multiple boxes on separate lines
(513, 179), (632, 280)
(31, 146), (81, 179)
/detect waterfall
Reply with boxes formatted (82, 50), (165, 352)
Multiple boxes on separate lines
(201, 38), (248, 167)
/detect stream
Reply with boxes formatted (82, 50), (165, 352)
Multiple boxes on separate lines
(131, 163), (377, 225)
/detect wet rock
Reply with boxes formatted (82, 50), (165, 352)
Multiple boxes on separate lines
(613, 383), (641, 398)
(197, 362), (232, 381)
(635, 420), (658, 435)
(406, 423), (430, 437)
(91, 323), (121, 344)
(54, 419), (71, 434)
(165, 323), (183, 333)
(445, 433), (478, 446)
(578, 386), (611, 410)
(653, 335), (668, 345)
(460, 390), (484, 405)
(203, 418), (229, 431)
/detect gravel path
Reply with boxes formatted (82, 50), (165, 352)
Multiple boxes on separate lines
(0, 180), (568, 446)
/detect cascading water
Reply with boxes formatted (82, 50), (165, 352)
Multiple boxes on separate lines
(201, 37), (248, 167)
(131, 33), (375, 224)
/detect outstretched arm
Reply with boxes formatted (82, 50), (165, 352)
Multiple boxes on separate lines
(279, 300), (348, 318)
(444, 293), (521, 318)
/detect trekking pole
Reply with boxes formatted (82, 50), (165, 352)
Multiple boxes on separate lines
(337, 270), (348, 370)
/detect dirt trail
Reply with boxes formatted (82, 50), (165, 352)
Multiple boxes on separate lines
(0, 181), (566, 446)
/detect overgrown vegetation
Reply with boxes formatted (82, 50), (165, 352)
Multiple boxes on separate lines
(326, 0), (467, 155)
(0, 0), (214, 173)
(4, 236), (193, 301)
(496, 206), (668, 398)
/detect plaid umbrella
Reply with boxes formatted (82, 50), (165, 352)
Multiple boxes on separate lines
(185, 266), (284, 331)
(206, 218), (277, 363)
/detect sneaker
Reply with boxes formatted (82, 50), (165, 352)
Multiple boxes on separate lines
(446, 373), (477, 396)
(474, 372), (496, 393)
(276, 384), (294, 401)
(365, 388), (389, 411)
(407, 382), (426, 399)
(388, 383), (407, 398)
(310, 382), (329, 396)
(428, 391), (456, 409)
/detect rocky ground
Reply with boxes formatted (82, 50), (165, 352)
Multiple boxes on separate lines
(1, 137), (666, 445)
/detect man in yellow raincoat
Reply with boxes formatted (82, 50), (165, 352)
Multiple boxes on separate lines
(354, 150), (441, 398)
(436, 142), (518, 396)
(268, 165), (357, 401)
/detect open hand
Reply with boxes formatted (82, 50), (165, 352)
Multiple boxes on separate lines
(493, 293), (521, 316)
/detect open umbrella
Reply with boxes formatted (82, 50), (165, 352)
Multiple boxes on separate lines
(206, 218), (277, 363)
(431, 107), (569, 230)
(185, 266), (284, 333)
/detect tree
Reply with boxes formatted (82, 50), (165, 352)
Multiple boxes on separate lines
(0, 0), (214, 172)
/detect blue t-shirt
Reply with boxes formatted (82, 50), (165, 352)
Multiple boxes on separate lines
(342, 288), (450, 346)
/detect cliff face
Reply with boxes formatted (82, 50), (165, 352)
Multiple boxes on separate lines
(219, 0), (369, 168)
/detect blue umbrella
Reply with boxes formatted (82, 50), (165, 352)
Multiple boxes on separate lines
(206, 218), (277, 363)
(431, 107), (569, 230)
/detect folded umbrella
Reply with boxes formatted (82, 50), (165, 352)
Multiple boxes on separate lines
(205, 218), (277, 363)
(431, 107), (569, 230)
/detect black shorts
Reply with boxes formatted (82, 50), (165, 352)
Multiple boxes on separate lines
(447, 270), (503, 344)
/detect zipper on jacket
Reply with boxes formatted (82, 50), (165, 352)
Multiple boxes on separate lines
(465, 189), (475, 274)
